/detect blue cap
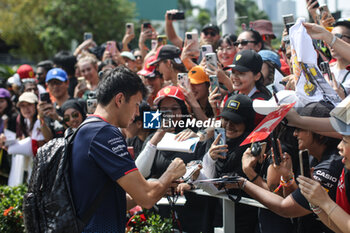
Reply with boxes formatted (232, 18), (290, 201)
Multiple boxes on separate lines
(258, 50), (281, 68)
(46, 68), (68, 83)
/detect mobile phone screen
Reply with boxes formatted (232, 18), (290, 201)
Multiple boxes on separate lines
(299, 150), (311, 178)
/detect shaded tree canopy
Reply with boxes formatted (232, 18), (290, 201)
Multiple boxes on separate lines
(0, 0), (135, 61)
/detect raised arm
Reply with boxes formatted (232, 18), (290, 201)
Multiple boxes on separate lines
(165, 9), (184, 49)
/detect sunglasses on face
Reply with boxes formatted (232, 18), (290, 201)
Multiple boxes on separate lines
(63, 111), (80, 123)
(135, 55), (142, 59)
(203, 31), (217, 37)
(334, 33), (350, 40)
(233, 40), (256, 47)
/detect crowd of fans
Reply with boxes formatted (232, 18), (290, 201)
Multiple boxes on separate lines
(1, 0), (350, 232)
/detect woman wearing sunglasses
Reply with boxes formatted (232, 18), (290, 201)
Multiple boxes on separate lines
(234, 29), (264, 53)
(61, 99), (87, 129)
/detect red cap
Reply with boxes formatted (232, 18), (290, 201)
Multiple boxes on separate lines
(153, 86), (185, 105)
(137, 55), (157, 77)
(17, 64), (35, 79)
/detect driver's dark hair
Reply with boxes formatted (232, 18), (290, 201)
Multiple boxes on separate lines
(97, 66), (148, 106)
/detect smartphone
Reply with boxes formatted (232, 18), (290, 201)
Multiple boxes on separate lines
(319, 4), (331, 19)
(185, 32), (199, 49)
(209, 75), (220, 96)
(319, 61), (332, 81)
(143, 22), (151, 29)
(77, 76), (87, 90)
(151, 39), (158, 50)
(177, 73), (191, 91)
(126, 23), (134, 35)
(214, 128), (226, 157)
(182, 160), (202, 182)
(282, 14), (295, 27)
(299, 149), (311, 178)
(201, 45), (213, 57)
(40, 92), (51, 103)
(271, 134), (281, 165)
(167, 11), (185, 20)
(83, 32), (93, 41)
(86, 91), (97, 114)
(310, 0), (319, 9)
(205, 53), (218, 71)
(157, 35), (167, 45)
(106, 41), (117, 55)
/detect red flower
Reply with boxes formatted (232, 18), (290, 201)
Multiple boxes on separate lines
(3, 206), (14, 216)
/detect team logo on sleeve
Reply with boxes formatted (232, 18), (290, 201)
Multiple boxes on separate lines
(143, 110), (161, 129)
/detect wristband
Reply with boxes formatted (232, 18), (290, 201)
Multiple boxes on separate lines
(329, 34), (337, 48)
(249, 174), (259, 182)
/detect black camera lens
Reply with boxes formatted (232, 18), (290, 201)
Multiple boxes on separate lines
(127, 25), (131, 28)
(202, 47), (207, 51)
(187, 34), (192, 40)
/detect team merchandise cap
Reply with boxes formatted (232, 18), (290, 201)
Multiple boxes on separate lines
(227, 50), (263, 74)
(219, 94), (254, 123)
(46, 68), (68, 83)
(149, 45), (182, 66)
(153, 86), (185, 105)
(137, 55), (157, 77)
(17, 64), (35, 80)
(188, 66), (210, 84)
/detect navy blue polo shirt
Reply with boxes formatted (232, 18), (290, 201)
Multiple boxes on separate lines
(70, 116), (137, 232)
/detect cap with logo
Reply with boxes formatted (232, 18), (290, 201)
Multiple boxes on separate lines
(137, 55), (157, 78)
(0, 88), (11, 99)
(188, 66), (209, 84)
(149, 45), (182, 66)
(219, 94), (254, 124)
(227, 50), (263, 74)
(17, 64), (35, 80)
(153, 86), (185, 105)
(201, 24), (220, 35)
(121, 51), (136, 61)
(251, 20), (276, 39)
(46, 68), (68, 83)
(17, 92), (38, 107)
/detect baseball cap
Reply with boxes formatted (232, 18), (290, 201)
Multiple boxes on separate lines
(121, 51), (136, 61)
(137, 55), (157, 78)
(17, 64), (35, 80)
(330, 95), (350, 135)
(258, 50), (281, 68)
(334, 18), (350, 30)
(251, 20), (276, 38)
(149, 45), (182, 66)
(17, 92), (38, 107)
(219, 94), (254, 123)
(227, 50), (263, 74)
(153, 86), (186, 105)
(188, 66), (209, 84)
(202, 24), (220, 35)
(46, 68), (68, 83)
(253, 90), (297, 115)
(0, 88), (11, 99)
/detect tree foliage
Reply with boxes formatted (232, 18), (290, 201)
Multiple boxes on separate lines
(235, 0), (269, 30)
(0, 0), (135, 61)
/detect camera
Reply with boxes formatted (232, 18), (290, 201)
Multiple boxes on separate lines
(251, 142), (267, 157)
(84, 32), (93, 41)
(167, 11), (185, 20)
(186, 34), (192, 40)
(143, 22), (151, 29)
(40, 92), (51, 103)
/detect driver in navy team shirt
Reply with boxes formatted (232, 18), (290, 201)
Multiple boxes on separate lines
(70, 66), (186, 232)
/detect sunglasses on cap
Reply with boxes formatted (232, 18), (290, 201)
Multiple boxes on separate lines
(233, 40), (256, 47)
(334, 33), (350, 40)
(63, 111), (80, 123)
(203, 30), (217, 37)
